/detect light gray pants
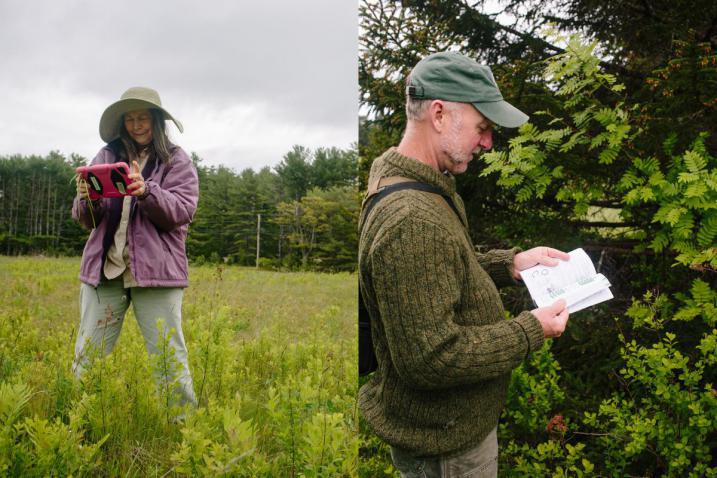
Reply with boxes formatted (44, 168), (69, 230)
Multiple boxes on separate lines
(73, 279), (197, 407)
(390, 427), (498, 478)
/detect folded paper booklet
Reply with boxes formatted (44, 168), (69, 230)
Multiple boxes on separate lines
(519, 248), (613, 313)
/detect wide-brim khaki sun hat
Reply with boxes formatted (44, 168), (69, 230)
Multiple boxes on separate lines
(99, 86), (183, 143)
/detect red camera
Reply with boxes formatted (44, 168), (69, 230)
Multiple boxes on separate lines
(76, 162), (132, 200)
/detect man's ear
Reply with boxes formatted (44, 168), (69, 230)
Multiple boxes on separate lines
(428, 100), (447, 133)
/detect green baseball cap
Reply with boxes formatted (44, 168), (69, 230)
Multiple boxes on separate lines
(407, 51), (528, 128)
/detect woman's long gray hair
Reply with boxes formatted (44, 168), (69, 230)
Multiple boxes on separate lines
(118, 109), (173, 164)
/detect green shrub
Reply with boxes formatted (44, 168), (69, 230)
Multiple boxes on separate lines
(0, 258), (357, 476)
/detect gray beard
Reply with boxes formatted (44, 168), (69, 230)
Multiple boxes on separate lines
(440, 115), (472, 166)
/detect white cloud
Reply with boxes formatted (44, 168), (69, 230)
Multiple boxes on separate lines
(179, 100), (356, 170)
(0, 0), (358, 170)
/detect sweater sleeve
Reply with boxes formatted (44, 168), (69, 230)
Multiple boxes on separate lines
(370, 218), (544, 390)
(136, 149), (199, 232)
(475, 247), (521, 288)
(72, 149), (108, 230)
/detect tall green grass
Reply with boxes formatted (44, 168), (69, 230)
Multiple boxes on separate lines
(0, 257), (357, 477)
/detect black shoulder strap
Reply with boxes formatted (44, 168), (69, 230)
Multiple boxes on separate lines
(358, 179), (464, 376)
(362, 181), (463, 226)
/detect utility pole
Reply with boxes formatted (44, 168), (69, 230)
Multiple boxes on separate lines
(256, 213), (261, 268)
(278, 224), (283, 260)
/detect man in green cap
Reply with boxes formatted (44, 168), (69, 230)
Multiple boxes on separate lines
(358, 51), (571, 477)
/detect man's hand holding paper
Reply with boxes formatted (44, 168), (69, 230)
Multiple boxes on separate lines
(519, 248), (614, 313)
(513, 247), (572, 338)
(512, 247), (571, 280)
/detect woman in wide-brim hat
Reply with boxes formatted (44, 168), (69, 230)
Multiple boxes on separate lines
(72, 86), (199, 410)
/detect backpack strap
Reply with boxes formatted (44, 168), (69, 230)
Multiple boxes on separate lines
(361, 176), (464, 229)
(362, 176), (415, 213)
(358, 175), (465, 376)
(367, 175), (415, 195)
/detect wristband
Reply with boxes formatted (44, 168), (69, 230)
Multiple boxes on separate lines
(138, 182), (151, 200)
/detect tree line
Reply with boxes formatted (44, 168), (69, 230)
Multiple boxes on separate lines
(0, 145), (358, 271)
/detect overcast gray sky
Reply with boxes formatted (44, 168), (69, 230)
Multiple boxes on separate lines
(0, 1), (357, 171)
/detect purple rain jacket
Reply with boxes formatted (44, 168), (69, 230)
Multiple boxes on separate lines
(72, 141), (199, 288)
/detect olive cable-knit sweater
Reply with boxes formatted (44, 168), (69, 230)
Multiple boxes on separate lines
(358, 148), (545, 457)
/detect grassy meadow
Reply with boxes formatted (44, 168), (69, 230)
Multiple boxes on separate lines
(0, 256), (357, 477)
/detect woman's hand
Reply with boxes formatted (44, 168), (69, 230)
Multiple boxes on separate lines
(127, 160), (147, 197)
(75, 174), (90, 200)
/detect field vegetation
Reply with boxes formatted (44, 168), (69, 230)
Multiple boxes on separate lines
(0, 256), (357, 477)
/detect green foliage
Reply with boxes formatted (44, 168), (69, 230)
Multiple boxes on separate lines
(487, 34), (717, 477)
(188, 145), (357, 271)
(0, 152), (88, 255)
(635, 134), (717, 268)
(481, 32), (635, 218)
(0, 380), (108, 476)
(0, 257), (357, 476)
(187, 164), (275, 266)
(481, 35), (717, 476)
(275, 145), (358, 200)
(501, 341), (565, 437)
(502, 441), (596, 478)
(275, 186), (358, 271)
(575, 282), (717, 477)
(275, 145), (315, 200)
(498, 341), (595, 476)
